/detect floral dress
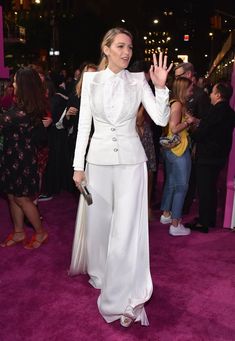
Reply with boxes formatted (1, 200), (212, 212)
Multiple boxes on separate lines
(138, 120), (157, 172)
(0, 107), (39, 197)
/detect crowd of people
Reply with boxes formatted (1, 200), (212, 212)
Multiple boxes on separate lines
(0, 26), (235, 327)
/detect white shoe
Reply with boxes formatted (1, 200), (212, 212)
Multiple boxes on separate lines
(120, 305), (135, 327)
(160, 214), (172, 224)
(38, 194), (53, 202)
(120, 315), (134, 328)
(169, 224), (191, 236)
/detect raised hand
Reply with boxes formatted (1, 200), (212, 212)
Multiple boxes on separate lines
(149, 52), (173, 89)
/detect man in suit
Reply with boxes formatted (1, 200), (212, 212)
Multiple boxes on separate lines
(175, 62), (211, 119)
(186, 81), (235, 232)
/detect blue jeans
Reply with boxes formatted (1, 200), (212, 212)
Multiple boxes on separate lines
(160, 148), (191, 220)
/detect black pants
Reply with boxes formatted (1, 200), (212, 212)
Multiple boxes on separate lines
(196, 163), (223, 227)
(183, 161), (197, 213)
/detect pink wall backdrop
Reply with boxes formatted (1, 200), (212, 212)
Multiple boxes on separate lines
(230, 57), (235, 110)
(223, 56), (235, 228)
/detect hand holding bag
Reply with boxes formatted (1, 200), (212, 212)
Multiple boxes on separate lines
(78, 183), (93, 206)
(160, 134), (181, 149)
(55, 108), (67, 130)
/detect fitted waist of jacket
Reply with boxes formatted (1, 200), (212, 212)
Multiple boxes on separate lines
(92, 117), (138, 139)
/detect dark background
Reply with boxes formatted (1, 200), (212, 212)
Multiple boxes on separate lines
(1, 0), (235, 76)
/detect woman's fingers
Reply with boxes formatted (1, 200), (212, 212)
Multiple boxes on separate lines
(153, 52), (172, 71)
(73, 171), (86, 186)
(152, 53), (157, 66)
(152, 52), (163, 67)
(158, 52), (163, 67)
(167, 62), (173, 72)
(163, 54), (168, 69)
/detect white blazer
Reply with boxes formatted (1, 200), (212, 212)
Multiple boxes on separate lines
(73, 68), (170, 170)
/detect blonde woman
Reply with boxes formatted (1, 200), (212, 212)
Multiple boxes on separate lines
(160, 77), (194, 236)
(69, 27), (172, 327)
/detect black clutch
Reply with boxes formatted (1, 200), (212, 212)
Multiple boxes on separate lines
(78, 183), (93, 205)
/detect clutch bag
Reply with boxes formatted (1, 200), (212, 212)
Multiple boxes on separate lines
(159, 134), (181, 149)
(78, 183), (93, 206)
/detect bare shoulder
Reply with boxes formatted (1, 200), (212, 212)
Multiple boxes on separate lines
(170, 101), (183, 118)
(170, 100), (182, 110)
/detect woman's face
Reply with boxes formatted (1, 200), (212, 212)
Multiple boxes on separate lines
(210, 84), (220, 105)
(39, 72), (45, 83)
(104, 33), (133, 73)
(13, 75), (17, 93)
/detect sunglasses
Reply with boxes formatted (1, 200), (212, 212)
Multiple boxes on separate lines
(175, 71), (186, 79)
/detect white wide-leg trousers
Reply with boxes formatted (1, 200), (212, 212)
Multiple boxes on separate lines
(70, 163), (153, 325)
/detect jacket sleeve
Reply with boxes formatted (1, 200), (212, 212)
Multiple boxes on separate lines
(191, 109), (218, 142)
(193, 87), (211, 119)
(141, 74), (170, 127)
(73, 73), (93, 171)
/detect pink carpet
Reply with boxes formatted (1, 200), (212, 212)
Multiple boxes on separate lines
(1, 169), (235, 341)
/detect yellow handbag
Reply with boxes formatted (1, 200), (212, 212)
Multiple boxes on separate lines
(170, 128), (188, 156)
(165, 113), (189, 156)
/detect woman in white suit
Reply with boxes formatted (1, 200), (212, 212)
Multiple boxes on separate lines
(69, 27), (172, 327)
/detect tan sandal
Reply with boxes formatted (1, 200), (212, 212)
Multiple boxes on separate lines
(24, 232), (48, 249)
(0, 231), (26, 248)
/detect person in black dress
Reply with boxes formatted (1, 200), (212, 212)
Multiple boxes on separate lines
(62, 63), (97, 192)
(0, 67), (48, 248)
(43, 74), (69, 195)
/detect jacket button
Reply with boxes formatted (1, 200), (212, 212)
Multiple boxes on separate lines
(111, 128), (116, 131)
(114, 148), (118, 152)
(112, 137), (117, 141)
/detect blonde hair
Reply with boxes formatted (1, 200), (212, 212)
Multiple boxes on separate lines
(75, 63), (97, 97)
(98, 27), (133, 70)
(171, 77), (192, 104)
